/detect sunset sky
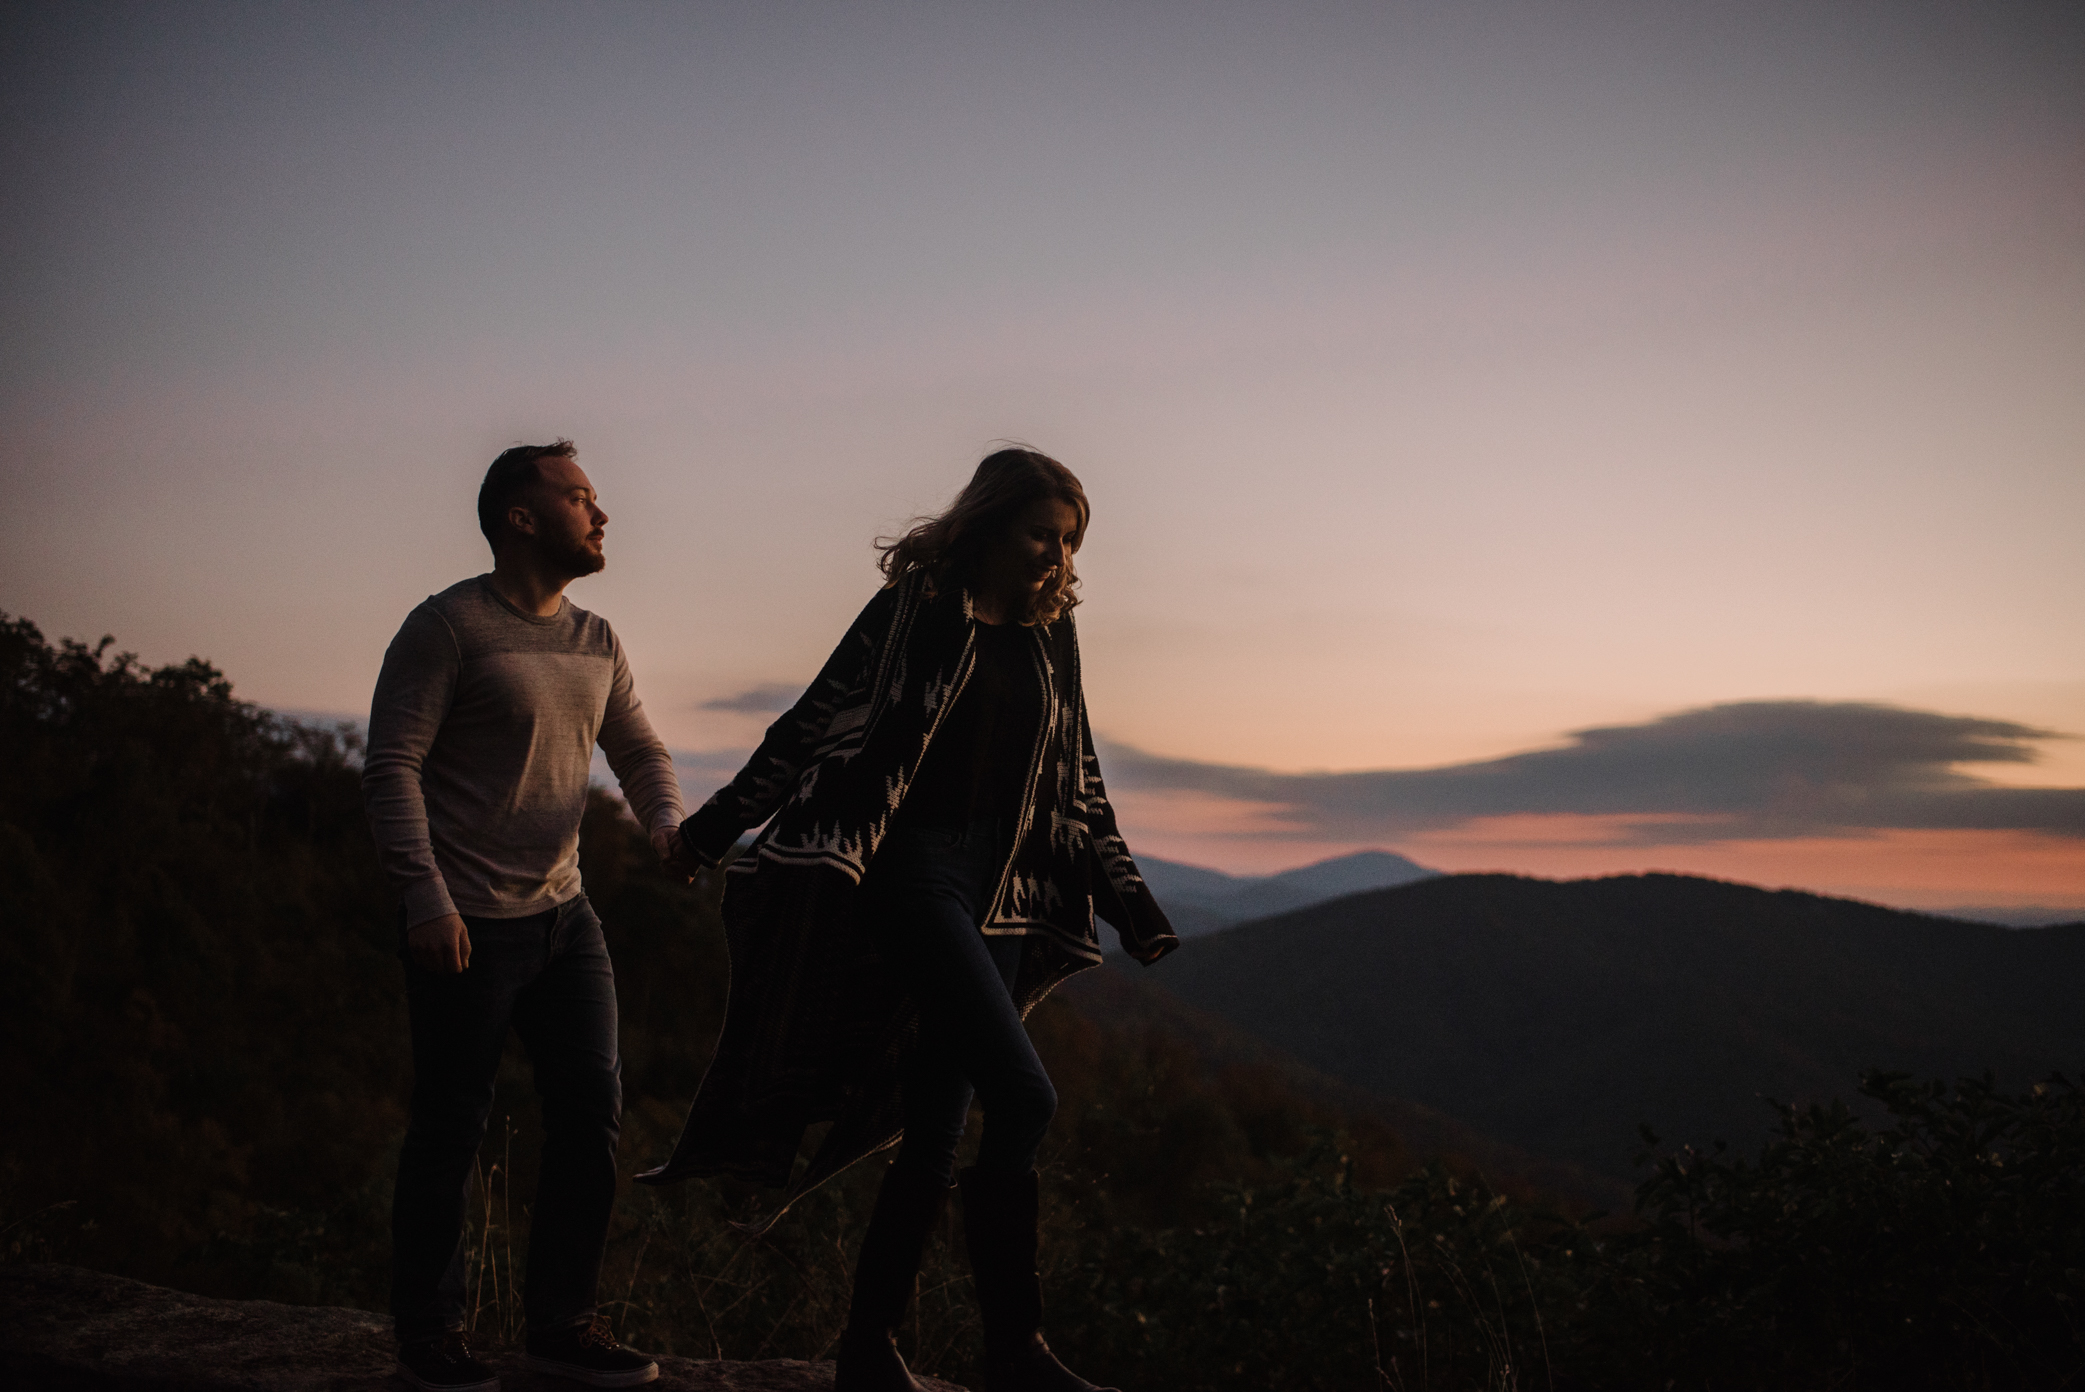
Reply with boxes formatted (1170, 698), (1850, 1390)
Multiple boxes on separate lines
(4, 2), (2080, 912)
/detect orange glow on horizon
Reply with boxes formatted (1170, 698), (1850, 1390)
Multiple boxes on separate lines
(1111, 790), (2085, 911)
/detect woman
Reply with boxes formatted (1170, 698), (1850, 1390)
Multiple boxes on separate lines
(641, 448), (1177, 1392)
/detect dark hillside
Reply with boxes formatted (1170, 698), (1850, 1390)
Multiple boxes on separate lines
(1146, 872), (2085, 1180)
(1056, 964), (1629, 1211)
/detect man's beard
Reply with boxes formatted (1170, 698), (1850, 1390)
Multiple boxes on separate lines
(550, 534), (606, 578)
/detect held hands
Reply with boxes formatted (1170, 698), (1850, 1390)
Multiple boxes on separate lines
(408, 913), (472, 973)
(652, 825), (699, 883)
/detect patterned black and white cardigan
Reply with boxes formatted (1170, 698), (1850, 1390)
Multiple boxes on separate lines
(638, 568), (1177, 1222)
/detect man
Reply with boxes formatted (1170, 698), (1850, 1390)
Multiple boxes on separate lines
(364, 440), (683, 1391)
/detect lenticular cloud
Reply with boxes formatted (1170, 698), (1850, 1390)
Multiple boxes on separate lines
(1100, 701), (2084, 844)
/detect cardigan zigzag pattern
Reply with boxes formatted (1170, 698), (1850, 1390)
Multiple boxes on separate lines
(637, 570), (1177, 1226)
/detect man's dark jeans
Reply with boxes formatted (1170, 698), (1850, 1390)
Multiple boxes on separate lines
(392, 894), (621, 1341)
(861, 818), (1058, 1184)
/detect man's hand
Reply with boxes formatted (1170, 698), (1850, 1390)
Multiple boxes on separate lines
(652, 825), (698, 883)
(408, 913), (472, 973)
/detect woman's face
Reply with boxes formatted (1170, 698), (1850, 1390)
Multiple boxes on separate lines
(976, 495), (1082, 610)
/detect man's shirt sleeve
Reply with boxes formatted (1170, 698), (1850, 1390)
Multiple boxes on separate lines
(363, 603), (462, 927)
(598, 634), (686, 838)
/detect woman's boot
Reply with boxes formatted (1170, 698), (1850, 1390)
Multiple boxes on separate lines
(958, 1168), (1119, 1392)
(835, 1161), (954, 1392)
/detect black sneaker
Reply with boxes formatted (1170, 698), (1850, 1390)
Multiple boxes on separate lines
(396, 1330), (500, 1392)
(523, 1317), (660, 1387)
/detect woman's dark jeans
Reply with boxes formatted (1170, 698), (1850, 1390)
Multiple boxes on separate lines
(391, 894), (622, 1341)
(861, 818), (1058, 1184)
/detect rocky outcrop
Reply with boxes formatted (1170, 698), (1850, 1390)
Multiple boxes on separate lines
(0, 1265), (970, 1391)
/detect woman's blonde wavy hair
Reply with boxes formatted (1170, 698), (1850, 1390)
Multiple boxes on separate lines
(877, 447), (1090, 625)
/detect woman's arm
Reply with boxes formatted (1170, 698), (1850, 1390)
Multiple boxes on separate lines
(677, 586), (899, 867)
(1077, 698), (1180, 964)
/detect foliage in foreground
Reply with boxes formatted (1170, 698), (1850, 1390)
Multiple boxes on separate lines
(845, 1069), (2082, 1391)
(3, 610), (2081, 1390)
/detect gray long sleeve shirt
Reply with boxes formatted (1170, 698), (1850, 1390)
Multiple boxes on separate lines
(363, 575), (685, 926)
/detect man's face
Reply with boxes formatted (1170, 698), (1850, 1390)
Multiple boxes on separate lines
(517, 456), (608, 577)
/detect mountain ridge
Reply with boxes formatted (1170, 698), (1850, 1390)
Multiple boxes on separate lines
(1136, 848), (1438, 936)
(1140, 870), (2085, 1182)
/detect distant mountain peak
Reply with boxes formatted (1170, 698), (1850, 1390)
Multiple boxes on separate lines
(1139, 849), (1439, 935)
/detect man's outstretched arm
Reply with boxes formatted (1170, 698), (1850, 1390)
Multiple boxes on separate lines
(598, 636), (688, 876)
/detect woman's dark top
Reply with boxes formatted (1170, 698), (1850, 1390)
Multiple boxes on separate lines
(894, 619), (1043, 828)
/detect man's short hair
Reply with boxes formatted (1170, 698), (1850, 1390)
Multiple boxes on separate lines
(477, 440), (578, 545)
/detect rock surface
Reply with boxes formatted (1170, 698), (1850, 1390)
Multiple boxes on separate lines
(0, 1265), (970, 1391)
